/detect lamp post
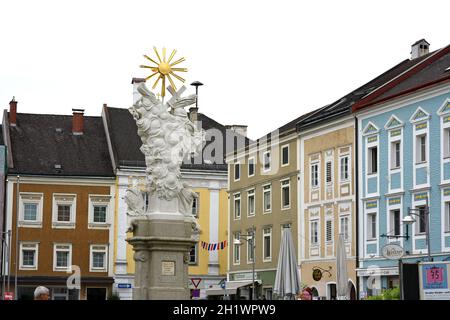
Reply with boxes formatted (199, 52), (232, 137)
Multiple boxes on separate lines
(402, 199), (431, 262)
(190, 81), (203, 108)
(233, 226), (256, 300)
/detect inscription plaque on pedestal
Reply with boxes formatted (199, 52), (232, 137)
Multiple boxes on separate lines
(162, 261), (175, 276)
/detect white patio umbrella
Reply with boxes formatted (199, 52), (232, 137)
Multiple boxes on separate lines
(273, 228), (301, 300)
(336, 233), (348, 300)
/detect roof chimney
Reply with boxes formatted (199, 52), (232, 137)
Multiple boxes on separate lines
(72, 108), (84, 135)
(226, 125), (248, 137)
(9, 97), (17, 126)
(411, 39), (430, 59)
(132, 77), (146, 104)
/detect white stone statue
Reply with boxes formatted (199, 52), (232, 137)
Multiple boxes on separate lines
(125, 82), (204, 234)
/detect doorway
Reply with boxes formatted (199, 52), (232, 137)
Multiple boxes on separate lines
(348, 281), (356, 300)
(327, 283), (337, 300)
(86, 287), (107, 300)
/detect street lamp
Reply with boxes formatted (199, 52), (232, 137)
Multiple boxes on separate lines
(190, 81), (203, 108)
(402, 200), (432, 262)
(233, 226), (256, 300)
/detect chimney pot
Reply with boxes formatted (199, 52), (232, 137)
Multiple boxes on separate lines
(72, 108), (85, 135)
(9, 97), (17, 126)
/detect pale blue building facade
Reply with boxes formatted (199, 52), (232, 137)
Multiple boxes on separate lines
(356, 84), (450, 297)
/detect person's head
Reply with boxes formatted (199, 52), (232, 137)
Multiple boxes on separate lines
(34, 286), (50, 300)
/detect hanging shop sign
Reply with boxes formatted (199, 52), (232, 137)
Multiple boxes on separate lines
(381, 244), (404, 260)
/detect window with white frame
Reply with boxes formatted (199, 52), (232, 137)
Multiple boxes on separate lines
(234, 193), (241, 219)
(416, 134), (427, 163)
(263, 151), (271, 172)
(444, 128), (450, 158)
(234, 163), (240, 181)
(52, 194), (76, 228)
(326, 161), (332, 184)
(88, 195), (111, 228)
(19, 193), (43, 227)
(326, 219), (333, 243)
(391, 141), (401, 169)
(281, 145), (289, 166)
(248, 157), (255, 177)
(310, 220), (319, 245)
(90, 245), (108, 272)
(53, 244), (72, 271)
(192, 193), (200, 217)
(20, 242), (38, 270)
(367, 212), (377, 240)
(233, 232), (241, 264)
(281, 179), (290, 209)
(368, 146), (378, 174)
(263, 185), (271, 213)
(415, 205), (427, 234)
(445, 202), (450, 232)
(189, 244), (198, 265)
(247, 189), (255, 216)
(311, 163), (319, 188)
(247, 229), (254, 263)
(340, 215), (350, 241)
(390, 209), (401, 236)
(340, 156), (349, 181)
(263, 227), (272, 261)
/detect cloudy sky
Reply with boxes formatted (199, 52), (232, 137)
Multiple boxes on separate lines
(1, 0), (449, 139)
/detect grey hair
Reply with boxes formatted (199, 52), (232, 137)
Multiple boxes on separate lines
(34, 286), (49, 298)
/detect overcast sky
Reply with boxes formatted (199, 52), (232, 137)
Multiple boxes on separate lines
(1, 0), (449, 140)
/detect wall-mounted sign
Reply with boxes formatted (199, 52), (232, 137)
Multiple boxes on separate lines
(419, 262), (450, 300)
(117, 283), (132, 289)
(312, 269), (322, 281)
(161, 261), (175, 276)
(381, 244), (404, 260)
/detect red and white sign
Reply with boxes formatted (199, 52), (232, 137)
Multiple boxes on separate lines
(191, 278), (202, 288)
(4, 292), (14, 300)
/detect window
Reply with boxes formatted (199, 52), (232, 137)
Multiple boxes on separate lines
(234, 163), (240, 180)
(189, 244), (198, 265)
(367, 213), (377, 240)
(24, 203), (37, 221)
(90, 245), (108, 272)
(326, 161), (332, 184)
(310, 221), (319, 245)
(340, 216), (349, 241)
(326, 220), (333, 243)
(281, 180), (290, 209)
(281, 145), (289, 166)
(53, 244), (72, 271)
(263, 151), (271, 171)
(192, 193), (199, 217)
(234, 193), (241, 219)
(263, 185), (271, 213)
(247, 230), (254, 263)
(233, 232), (241, 264)
(248, 157), (255, 177)
(390, 209), (401, 236)
(416, 134), (427, 163)
(368, 146), (378, 174)
(20, 243), (38, 270)
(391, 141), (401, 169)
(19, 193), (43, 227)
(416, 205), (427, 234)
(93, 206), (106, 223)
(340, 156), (349, 181)
(52, 194), (76, 228)
(444, 129), (450, 158)
(311, 163), (319, 187)
(445, 202), (450, 232)
(88, 195), (111, 228)
(263, 227), (272, 261)
(247, 189), (255, 216)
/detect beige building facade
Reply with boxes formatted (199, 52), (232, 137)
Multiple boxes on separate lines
(299, 117), (357, 299)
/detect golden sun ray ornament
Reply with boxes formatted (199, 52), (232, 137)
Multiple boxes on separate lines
(140, 47), (188, 98)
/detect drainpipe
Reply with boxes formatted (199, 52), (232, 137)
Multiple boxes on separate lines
(354, 117), (360, 300)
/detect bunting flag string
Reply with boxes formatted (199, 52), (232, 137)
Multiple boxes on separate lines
(200, 240), (227, 251)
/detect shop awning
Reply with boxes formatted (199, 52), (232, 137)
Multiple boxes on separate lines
(206, 280), (260, 296)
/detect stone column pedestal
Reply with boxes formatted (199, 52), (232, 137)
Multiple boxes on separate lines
(126, 216), (196, 300)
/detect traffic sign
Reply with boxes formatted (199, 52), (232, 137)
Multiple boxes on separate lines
(117, 283), (132, 289)
(191, 278), (202, 288)
(220, 281), (226, 289)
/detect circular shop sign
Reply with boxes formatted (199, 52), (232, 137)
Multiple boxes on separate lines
(381, 243), (404, 260)
(312, 268), (322, 281)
